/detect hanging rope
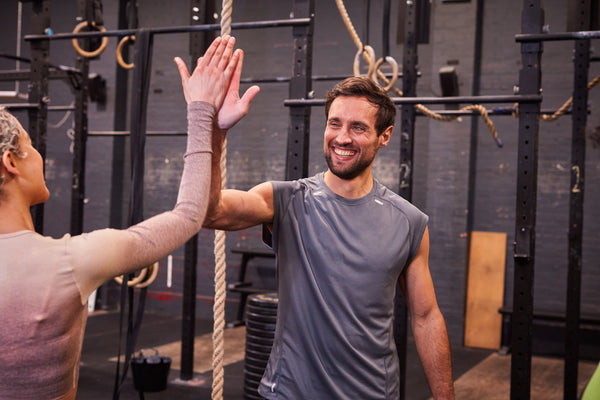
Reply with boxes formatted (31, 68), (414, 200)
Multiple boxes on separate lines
(512, 74), (600, 122)
(212, 2), (232, 400)
(333, 0), (502, 146)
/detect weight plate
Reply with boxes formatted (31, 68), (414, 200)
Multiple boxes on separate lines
(247, 292), (278, 308)
(246, 304), (278, 316)
(246, 327), (275, 339)
(246, 319), (276, 332)
(246, 340), (273, 351)
(246, 311), (278, 324)
(245, 333), (274, 346)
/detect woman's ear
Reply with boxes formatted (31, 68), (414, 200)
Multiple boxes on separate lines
(1, 151), (20, 177)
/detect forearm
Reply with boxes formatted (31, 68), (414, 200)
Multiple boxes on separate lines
(412, 308), (455, 399)
(123, 101), (214, 260)
(203, 125), (227, 228)
(72, 102), (214, 299)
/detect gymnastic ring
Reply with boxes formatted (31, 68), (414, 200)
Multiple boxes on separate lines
(353, 45), (375, 78)
(71, 21), (108, 58)
(116, 35), (135, 69)
(133, 262), (159, 289)
(114, 267), (148, 287)
(372, 56), (399, 92)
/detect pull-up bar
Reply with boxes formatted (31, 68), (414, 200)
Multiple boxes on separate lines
(284, 94), (542, 107)
(516, 30), (600, 42)
(24, 18), (312, 42)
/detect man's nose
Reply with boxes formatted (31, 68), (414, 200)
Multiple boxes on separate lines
(336, 127), (352, 144)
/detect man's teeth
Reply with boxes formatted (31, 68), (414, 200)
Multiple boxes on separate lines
(334, 148), (355, 156)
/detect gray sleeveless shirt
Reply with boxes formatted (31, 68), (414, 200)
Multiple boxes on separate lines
(258, 173), (428, 399)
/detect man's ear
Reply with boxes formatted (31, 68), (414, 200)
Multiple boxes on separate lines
(1, 151), (20, 176)
(378, 125), (393, 148)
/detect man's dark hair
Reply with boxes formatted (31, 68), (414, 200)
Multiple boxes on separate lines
(324, 77), (396, 136)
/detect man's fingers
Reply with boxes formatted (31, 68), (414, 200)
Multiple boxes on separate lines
(240, 85), (261, 110)
(223, 48), (241, 82)
(226, 49), (244, 92)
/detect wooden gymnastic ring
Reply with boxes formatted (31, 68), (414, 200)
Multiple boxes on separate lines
(116, 35), (135, 69)
(114, 267), (148, 287)
(133, 262), (159, 289)
(372, 56), (399, 92)
(353, 45), (375, 78)
(71, 21), (108, 58)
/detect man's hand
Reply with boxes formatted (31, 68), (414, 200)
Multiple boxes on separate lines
(216, 49), (260, 131)
(174, 35), (239, 109)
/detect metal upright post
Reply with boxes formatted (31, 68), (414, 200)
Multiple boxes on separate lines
(285, 0), (314, 181)
(27, 0), (51, 234)
(179, 0), (216, 381)
(564, 2), (591, 398)
(70, 0), (93, 236)
(396, 1), (418, 399)
(511, 2), (544, 399)
(109, 0), (136, 232)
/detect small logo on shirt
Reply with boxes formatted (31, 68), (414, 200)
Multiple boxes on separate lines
(374, 199), (384, 205)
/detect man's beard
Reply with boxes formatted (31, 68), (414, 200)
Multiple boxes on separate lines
(324, 150), (373, 180)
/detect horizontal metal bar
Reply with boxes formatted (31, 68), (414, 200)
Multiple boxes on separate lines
(284, 94), (542, 107)
(1, 103), (76, 111)
(89, 130), (187, 136)
(240, 72), (411, 84)
(25, 18), (311, 41)
(0, 68), (77, 81)
(516, 30), (600, 42)
(48, 105), (76, 111)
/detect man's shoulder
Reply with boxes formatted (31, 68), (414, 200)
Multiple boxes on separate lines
(373, 180), (428, 219)
(271, 173), (321, 193)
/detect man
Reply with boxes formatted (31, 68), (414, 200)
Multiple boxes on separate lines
(205, 76), (454, 399)
(0, 35), (253, 400)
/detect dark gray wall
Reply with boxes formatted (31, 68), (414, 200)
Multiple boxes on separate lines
(2, 0), (599, 348)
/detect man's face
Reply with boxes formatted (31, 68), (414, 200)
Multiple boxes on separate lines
(323, 96), (390, 180)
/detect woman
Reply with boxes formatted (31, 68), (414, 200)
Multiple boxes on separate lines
(0, 35), (258, 400)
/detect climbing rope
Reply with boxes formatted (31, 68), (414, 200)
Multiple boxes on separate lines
(333, 0), (502, 146)
(512, 74), (600, 122)
(212, 1), (232, 399)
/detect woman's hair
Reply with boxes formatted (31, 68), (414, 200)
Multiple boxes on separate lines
(324, 76), (396, 136)
(0, 108), (25, 192)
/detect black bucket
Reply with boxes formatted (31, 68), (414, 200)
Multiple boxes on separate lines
(131, 348), (171, 392)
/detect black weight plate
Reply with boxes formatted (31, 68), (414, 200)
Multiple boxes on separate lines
(245, 355), (269, 369)
(243, 385), (263, 399)
(246, 319), (276, 332)
(244, 368), (264, 381)
(245, 333), (274, 346)
(247, 292), (278, 308)
(244, 362), (265, 375)
(246, 304), (278, 316)
(246, 342), (273, 355)
(246, 327), (275, 339)
(245, 311), (278, 324)
(244, 376), (262, 389)
(246, 348), (271, 361)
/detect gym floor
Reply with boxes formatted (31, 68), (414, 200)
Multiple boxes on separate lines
(77, 311), (493, 400)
